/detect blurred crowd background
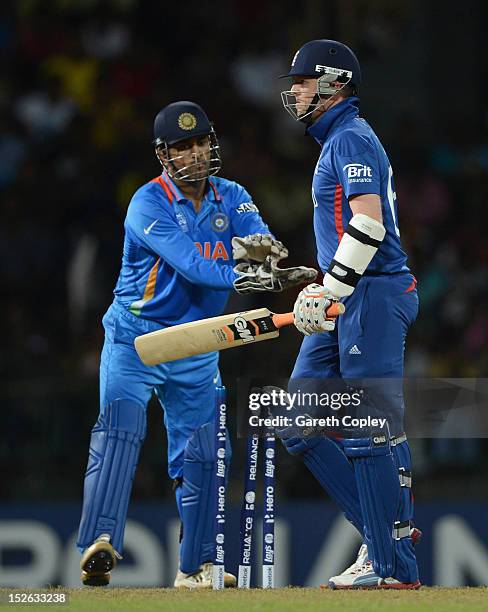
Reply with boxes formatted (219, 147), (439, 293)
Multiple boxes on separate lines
(2, 0), (487, 504)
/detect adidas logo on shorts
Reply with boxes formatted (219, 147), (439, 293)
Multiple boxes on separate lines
(349, 345), (362, 355)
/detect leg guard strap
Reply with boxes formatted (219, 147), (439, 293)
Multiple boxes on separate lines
(398, 468), (412, 488)
(394, 519), (412, 540)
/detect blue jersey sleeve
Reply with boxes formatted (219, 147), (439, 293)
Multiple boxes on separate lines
(229, 183), (273, 238)
(331, 130), (381, 199)
(127, 194), (237, 290)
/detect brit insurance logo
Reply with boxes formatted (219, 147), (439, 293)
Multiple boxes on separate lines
(343, 163), (373, 183)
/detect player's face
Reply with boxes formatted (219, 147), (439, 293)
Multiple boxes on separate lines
(156, 130), (221, 183)
(168, 135), (211, 175)
(291, 77), (319, 117)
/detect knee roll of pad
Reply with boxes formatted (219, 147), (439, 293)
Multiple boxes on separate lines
(97, 398), (147, 438)
(280, 434), (312, 456)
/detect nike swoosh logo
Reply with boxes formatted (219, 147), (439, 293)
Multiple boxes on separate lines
(213, 374), (219, 384)
(144, 220), (158, 235)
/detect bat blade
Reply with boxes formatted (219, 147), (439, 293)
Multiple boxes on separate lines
(135, 308), (278, 365)
(134, 302), (345, 366)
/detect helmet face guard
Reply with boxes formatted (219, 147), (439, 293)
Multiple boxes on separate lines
(281, 66), (353, 122)
(156, 127), (222, 182)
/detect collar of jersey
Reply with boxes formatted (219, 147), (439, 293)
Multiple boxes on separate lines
(307, 96), (360, 145)
(162, 170), (220, 204)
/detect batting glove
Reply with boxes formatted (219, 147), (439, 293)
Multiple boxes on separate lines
(293, 283), (340, 335)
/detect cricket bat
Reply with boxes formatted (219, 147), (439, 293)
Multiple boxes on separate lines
(134, 303), (345, 365)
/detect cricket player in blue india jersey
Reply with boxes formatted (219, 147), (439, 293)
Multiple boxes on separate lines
(76, 100), (317, 588)
(279, 40), (421, 589)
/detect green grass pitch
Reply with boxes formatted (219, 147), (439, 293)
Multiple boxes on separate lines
(2, 587), (488, 611)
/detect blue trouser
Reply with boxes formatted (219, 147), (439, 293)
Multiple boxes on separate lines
(290, 272), (419, 582)
(100, 302), (219, 479)
(292, 273), (418, 380)
(77, 302), (220, 555)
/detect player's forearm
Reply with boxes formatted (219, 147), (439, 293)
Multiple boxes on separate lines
(132, 216), (237, 290)
(176, 255), (237, 290)
(323, 213), (385, 297)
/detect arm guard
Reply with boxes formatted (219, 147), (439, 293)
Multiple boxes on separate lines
(323, 213), (386, 297)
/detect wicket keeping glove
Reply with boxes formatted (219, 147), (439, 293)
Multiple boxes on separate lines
(233, 256), (317, 294)
(293, 283), (340, 335)
(232, 233), (288, 262)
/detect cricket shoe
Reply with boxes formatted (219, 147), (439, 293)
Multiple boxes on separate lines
(80, 534), (121, 586)
(326, 560), (421, 590)
(174, 567), (212, 590)
(332, 542), (369, 580)
(329, 527), (422, 586)
(201, 562), (237, 588)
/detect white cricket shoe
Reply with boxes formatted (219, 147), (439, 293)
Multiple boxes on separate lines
(201, 562), (237, 588)
(332, 542), (369, 580)
(327, 560), (421, 590)
(173, 568), (212, 590)
(328, 559), (376, 589)
(328, 527), (422, 589)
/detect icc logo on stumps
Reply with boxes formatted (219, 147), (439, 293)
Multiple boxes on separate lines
(245, 491), (256, 504)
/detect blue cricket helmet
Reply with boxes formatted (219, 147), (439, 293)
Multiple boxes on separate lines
(152, 101), (221, 182)
(281, 39), (361, 86)
(153, 101), (214, 147)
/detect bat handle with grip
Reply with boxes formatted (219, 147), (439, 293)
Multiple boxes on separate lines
(271, 302), (345, 329)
